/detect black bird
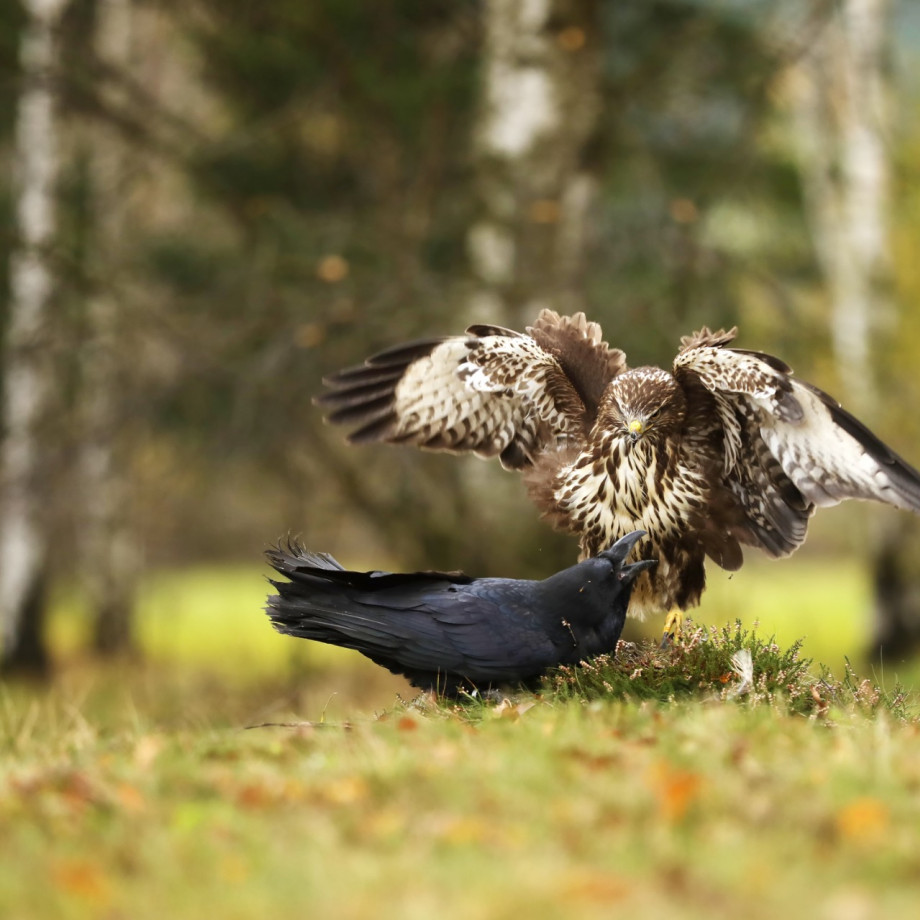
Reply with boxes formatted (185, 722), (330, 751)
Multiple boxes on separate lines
(265, 530), (654, 695)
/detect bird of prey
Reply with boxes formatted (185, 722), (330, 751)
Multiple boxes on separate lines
(318, 310), (920, 639)
(265, 531), (654, 695)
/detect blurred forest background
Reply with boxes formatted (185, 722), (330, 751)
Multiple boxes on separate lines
(2, 0), (920, 678)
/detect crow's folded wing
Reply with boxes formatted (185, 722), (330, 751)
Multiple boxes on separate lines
(267, 576), (560, 683)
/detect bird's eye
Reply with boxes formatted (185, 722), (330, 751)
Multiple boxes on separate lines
(650, 407), (662, 419)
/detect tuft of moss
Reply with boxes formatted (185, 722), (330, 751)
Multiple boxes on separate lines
(540, 619), (915, 720)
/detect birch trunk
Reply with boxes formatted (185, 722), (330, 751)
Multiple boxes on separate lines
(468, 0), (602, 327)
(793, 0), (920, 657)
(82, 0), (138, 654)
(793, 0), (890, 415)
(0, 0), (69, 671)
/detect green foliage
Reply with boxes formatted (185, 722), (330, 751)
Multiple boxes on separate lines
(593, 1), (818, 361)
(186, 0), (478, 210)
(548, 621), (811, 704)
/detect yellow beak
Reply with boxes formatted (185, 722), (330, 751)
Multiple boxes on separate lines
(628, 418), (644, 436)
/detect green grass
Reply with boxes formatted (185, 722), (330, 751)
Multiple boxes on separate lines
(687, 556), (869, 667)
(47, 565), (396, 682)
(2, 556), (917, 919)
(1, 666), (919, 920)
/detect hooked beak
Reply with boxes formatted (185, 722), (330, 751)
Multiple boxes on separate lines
(598, 530), (657, 583)
(599, 530), (646, 565)
(627, 418), (644, 442)
(618, 557), (658, 583)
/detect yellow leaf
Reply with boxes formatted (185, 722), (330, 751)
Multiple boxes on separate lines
(324, 776), (369, 806)
(133, 734), (164, 770)
(560, 869), (630, 904)
(316, 254), (349, 283)
(836, 798), (889, 843)
(436, 815), (488, 845)
(647, 761), (702, 823)
(115, 783), (146, 814)
(53, 860), (112, 906)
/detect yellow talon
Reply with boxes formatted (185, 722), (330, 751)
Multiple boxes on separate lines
(661, 608), (683, 647)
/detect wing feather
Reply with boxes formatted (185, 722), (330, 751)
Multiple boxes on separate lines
(676, 339), (920, 559)
(528, 310), (627, 416)
(761, 381), (920, 511)
(318, 316), (618, 470)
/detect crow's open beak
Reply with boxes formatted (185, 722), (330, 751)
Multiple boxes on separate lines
(618, 557), (657, 583)
(600, 530), (646, 565)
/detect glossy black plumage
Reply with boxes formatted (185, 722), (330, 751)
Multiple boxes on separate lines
(265, 531), (654, 695)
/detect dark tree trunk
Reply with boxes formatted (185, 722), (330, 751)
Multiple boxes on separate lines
(870, 518), (920, 660)
(2, 574), (51, 678)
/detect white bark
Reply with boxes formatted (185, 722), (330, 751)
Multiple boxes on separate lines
(790, 0), (917, 655)
(0, 0), (69, 655)
(792, 0), (891, 412)
(468, 0), (601, 326)
(82, 0), (138, 652)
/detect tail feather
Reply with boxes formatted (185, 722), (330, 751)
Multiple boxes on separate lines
(264, 547), (476, 673)
(265, 584), (473, 680)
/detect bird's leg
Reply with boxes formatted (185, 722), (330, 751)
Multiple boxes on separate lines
(660, 608), (683, 647)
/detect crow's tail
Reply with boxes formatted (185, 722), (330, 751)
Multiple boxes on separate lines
(263, 543), (469, 685)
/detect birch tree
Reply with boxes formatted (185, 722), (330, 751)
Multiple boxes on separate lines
(793, 0), (890, 416)
(793, 0), (919, 656)
(81, 0), (138, 654)
(0, 0), (70, 671)
(468, 0), (602, 326)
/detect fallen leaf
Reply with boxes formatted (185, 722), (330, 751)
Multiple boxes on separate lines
(219, 855), (250, 885)
(53, 860), (112, 906)
(435, 815), (488, 845)
(492, 698), (535, 721)
(560, 869), (630, 903)
(324, 776), (370, 806)
(133, 734), (164, 770)
(836, 798), (889, 843)
(236, 782), (277, 810)
(115, 783), (146, 814)
(647, 761), (702, 823)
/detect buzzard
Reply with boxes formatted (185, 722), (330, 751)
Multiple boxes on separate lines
(265, 531), (654, 695)
(318, 311), (920, 638)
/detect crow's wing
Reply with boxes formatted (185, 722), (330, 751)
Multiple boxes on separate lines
(317, 310), (625, 470)
(675, 330), (920, 556)
(267, 572), (564, 684)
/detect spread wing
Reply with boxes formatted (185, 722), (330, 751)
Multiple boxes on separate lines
(317, 311), (626, 471)
(675, 329), (920, 556)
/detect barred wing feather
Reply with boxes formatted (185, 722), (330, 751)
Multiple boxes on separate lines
(319, 329), (588, 470)
(676, 341), (920, 523)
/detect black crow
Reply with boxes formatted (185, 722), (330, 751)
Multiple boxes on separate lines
(265, 531), (655, 695)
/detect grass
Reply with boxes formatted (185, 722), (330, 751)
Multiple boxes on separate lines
(686, 556), (869, 668)
(2, 555), (918, 919)
(1, 664), (919, 920)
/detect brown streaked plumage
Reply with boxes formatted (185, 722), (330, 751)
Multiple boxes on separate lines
(318, 310), (920, 622)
